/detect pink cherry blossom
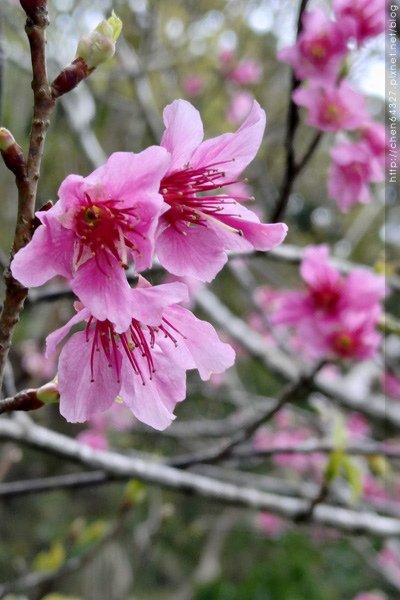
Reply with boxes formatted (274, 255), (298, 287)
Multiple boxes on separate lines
(298, 308), (382, 361)
(278, 9), (347, 83)
(254, 410), (324, 475)
(273, 245), (386, 325)
(293, 81), (369, 132)
(46, 280), (235, 429)
(333, 0), (386, 43)
(156, 99), (288, 282)
(226, 91), (255, 125)
(346, 412), (369, 438)
(11, 148), (170, 332)
(360, 121), (387, 174)
(77, 428), (109, 450)
(20, 339), (56, 381)
(219, 49), (235, 67)
(328, 140), (383, 212)
(182, 74), (204, 97)
(77, 402), (136, 450)
(227, 58), (262, 85)
(259, 512), (286, 538)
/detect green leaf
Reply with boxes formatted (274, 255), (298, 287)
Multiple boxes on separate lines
(123, 480), (147, 506)
(33, 542), (65, 572)
(324, 449), (344, 483)
(341, 457), (363, 503)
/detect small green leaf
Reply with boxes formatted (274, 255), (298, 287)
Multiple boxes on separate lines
(33, 542), (65, 572)
(124, 480), (147, 506)
(324, 449), (344, 483)
(341, 457), (363, 503)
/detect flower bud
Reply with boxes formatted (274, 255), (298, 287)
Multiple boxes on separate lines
(20, 0), (46, 16)
(36, 382), (60, 404)
(0, 127), (26, 178)
(76, 12), (122, 69)
(0, 127), (17, 152)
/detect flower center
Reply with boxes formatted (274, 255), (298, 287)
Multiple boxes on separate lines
(75, 193), (142, 270)
(85, 315), (183, 385)
(310, 287), (341, 312)
(310, 44), (326, 60)
(324, 104), (341, 124)
(333, 332), (354, 356)
(160, 161), (247, 236)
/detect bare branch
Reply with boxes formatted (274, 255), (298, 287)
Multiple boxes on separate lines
(0, 417), (399, 537)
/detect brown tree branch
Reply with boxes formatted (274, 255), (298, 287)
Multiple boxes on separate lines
(270, 0), (323, 223)
(0, 4), (110, 390)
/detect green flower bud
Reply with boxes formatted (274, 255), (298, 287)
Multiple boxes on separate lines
(76, 12), (122, 69)
(36, 382), (60, 404)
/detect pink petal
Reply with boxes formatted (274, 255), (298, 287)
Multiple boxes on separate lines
(163, 305), (236, 380)
(300, 245), (341, 289)
(119, 348), (186, 430)
(190, 100), (266, 180)
(71, 255), (134, 333)
(161, 100), (204, 171)
(11, 213), (74, 287)
(46, 307), (90, 357)
(129, 282), (189, 325)
(58, 331), (120, 423)
(84, 147), (170, 200)
(212, 202), (288, 251)
(156, 223), (228, 282)
(57, 174), (86, 219)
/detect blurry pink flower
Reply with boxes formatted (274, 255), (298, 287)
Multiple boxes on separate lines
(328, 140), (383, 212)
(299, 308), (382, 361)
(226, 91), (254, 125)
(77, 429), (108, 450)
(46, 280), (235, 429)
(378, 544), (400, 588)
(228, 59), (262, 85)
(278, 9), (347, 83)
(182, 75), (204, 97)
(225, 181), (254, 202)
(254, 419), (324, 475)
(273, 245), (386, 325)
(259, 512), (286, 538)
(346, 412), (370, 438)
(77, 402), (135, 450)
(219, 49), (235, 67)
(11, 149), (170, 332)
(293, 81), (369, 132)
(156, 99), (287, 282)
(333, 0), (386, 43)
(383, 372), (400, 400)
(361, 122), (387, 173)
(363, 475), (390, 503)
(20, 340), (56, 380)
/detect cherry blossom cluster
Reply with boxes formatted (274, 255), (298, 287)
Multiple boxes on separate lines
(263, 245), (386, 362)
(11, 99), (287, 429)
(278, 0), (386, 212)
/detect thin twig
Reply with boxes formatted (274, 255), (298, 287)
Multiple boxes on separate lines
(171, 363), (323, 468)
